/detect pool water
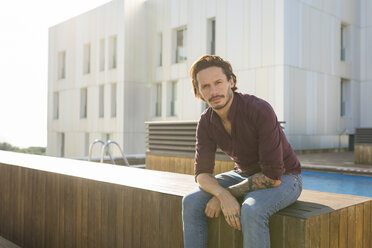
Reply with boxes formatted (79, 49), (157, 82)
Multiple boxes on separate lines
(302, 171), (372, 198)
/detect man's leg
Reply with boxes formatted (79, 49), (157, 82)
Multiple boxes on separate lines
(240, 174), (302, 248)
(182, 170), (247, 248)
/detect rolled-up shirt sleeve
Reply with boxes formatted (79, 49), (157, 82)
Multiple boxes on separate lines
(255, 101), (285, 180)
(194, 117), (217, 181)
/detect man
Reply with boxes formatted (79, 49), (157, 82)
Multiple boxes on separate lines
(182, 55), (302, 248)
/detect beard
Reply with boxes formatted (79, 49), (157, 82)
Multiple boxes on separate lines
(209, 89), (233, 110)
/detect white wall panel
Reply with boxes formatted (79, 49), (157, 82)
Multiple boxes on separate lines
(275, 0), (285, 65)
(226, 0), (244, 70)
(360, 81), (372, 127)
(249, 0), (262, 68)
(215, 0), (227, 58)
(236, 69), (256, 96)
(310, 8), (322, 72)
(262, 0), (275, 66)
(206, 0), (216, 19)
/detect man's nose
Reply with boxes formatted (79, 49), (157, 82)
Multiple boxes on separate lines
(210, 85), (218, 95)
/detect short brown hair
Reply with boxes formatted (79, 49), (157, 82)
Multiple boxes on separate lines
(190, 55), (237, 100)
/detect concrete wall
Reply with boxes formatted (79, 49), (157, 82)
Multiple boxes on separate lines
(282, 0), (361, 150)
(146, 0), (285, 122)
(360, 0), (372, 127)
(48, 0), (370, 158)
(47, 0), (148, 158)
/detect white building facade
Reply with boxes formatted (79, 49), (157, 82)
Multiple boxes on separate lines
(48, 0), (372, 158)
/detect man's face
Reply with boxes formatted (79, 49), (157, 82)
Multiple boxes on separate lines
(196, 66), (234, 111)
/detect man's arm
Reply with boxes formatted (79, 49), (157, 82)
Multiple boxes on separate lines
(227, 172), (281, 198)
(197, 173), (242, 230)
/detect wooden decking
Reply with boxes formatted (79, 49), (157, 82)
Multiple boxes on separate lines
(0, 150), (371, 247)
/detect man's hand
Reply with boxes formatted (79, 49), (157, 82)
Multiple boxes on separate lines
(196, 173), (241, 230)
(217, 191), (241, 231)
(205, 196), (221, 218)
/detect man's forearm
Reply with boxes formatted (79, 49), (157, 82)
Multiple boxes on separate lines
(196, 173), (230, 198)
(227, 172), (281, 198)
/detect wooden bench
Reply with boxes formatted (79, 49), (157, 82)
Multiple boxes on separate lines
(209, 190), (372, 247)
(0, 151), (371, 247)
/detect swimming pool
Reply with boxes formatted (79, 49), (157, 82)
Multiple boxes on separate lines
(302, 171), (372, 197)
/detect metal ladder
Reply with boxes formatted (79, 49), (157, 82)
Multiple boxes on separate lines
(88, 139), (129, 166)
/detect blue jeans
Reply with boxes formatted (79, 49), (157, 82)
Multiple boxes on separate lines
(182, 171), (302, 248)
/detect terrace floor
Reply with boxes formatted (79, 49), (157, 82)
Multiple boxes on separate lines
(297, 151), (372, 176)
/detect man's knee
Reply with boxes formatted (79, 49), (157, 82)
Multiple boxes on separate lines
(240, 199), (267, 222)
(182, 190), (207, 211)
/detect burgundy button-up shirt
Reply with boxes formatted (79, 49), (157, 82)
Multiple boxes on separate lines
(195, 92), (301, 180)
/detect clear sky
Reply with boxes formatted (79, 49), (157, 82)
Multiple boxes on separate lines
(0, 0), (111, 148)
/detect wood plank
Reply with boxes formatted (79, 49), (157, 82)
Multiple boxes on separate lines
(13, 167), (25, 247)
(309, 215), (321, 248)
(356, 204), (364, 248)
(115, 185), (124, 248)
(219, 213), (235, 248)
(347, 206), (356, 248)
(329, 211), (340, 248)
(339, 208), (348, 248)
(320, 213), (330, 248)
(159, 194), (170, 247)
(208, 216), (221, 248)
(233, 228), (243, 248)
(269, 214), (284, 248)
(81, 178), (89, 248)
(75, 178), (82, 248)
(170, 194), (183, 248)
(132, 189), (142, 248)
(44, 173), (60, 248)
(365, 201), (372, 248)
(63, 175), (76, 248)
(100, 182), (109, 248)
(87, 180), (101, 248)
(284, 216), (306, 248)
(1, 164), (11, 241)
(175, 157), (184, 174)
(140, 191), (151, 248)
(107, 183), (117, 247)
(123, 187), (133, 248)
(149, 191), (160, 248)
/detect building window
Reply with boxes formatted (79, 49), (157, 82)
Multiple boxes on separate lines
(58, 51), (66, 79)
(207, 18), (216, 55)
(157, 33), (163, 66)
(111, 83), (117, 118)
(83, 43), (91, 74)
(109, 36), (117, 69)
(99, 85), (104, 118)
(53, 92), (59, 120)
(174, 27), (187, 63)
(153, 83), (162, 117)
(57, 132), (65, 157)
(340, 23), (350, 61)
(341, 79), (350, 117)
(201, 102), (209, 113)
(99, 39), (105, 71)
(167, 81), (178, 116)
(80, 88), (88, 119)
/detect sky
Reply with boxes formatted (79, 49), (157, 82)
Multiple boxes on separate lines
(0, 0), (111, 148)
